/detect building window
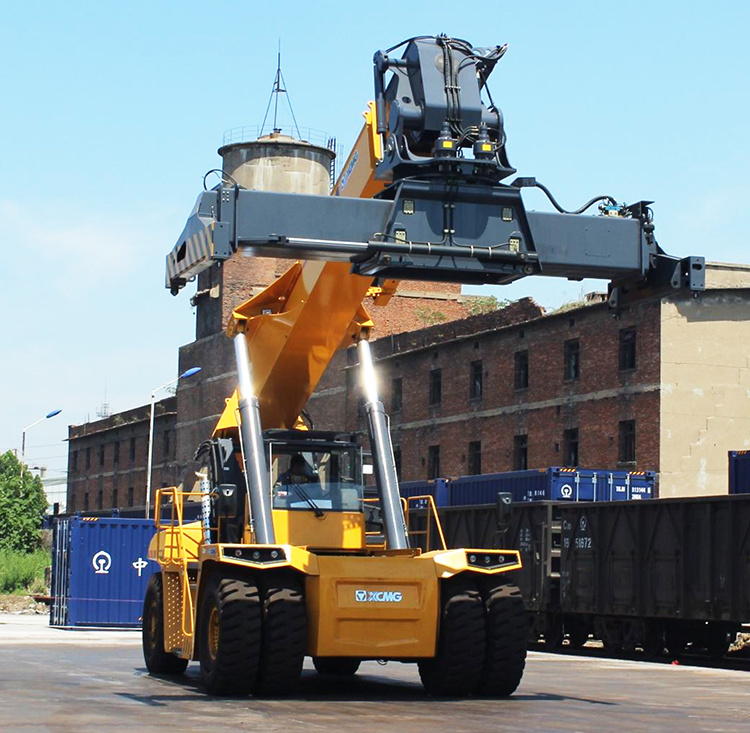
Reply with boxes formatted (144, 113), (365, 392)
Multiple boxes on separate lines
(564, 339), (580, 381)
(429, 369), (442, 407)
(619, 420), (636, 462)
(127, 486), (134, 507)
(356, 396), (366, 419)
(393, 446), (402, 479)
(96, 490), (103, 510)
(563, 428), (579, 467)
(619, 327), (637, 371)
(427, 445), (440, 479)
(69, 495), (76, 513)
(513, 434), (528, 470)
(467, 441), (482, 475)
(391, 378), (403, 413)
(83, 492), (89, 511)
(129, 437), (136, 462)
(98, 444), (105, 467)
(514, 350), (529, 390)
(163, 431), (170, 460)
(469, 360), (483, 400)
(85, 447), (91, 470)
(113, 442), (120, 466)
(112, 488), (118, 509)
(71, 450), (78, 473)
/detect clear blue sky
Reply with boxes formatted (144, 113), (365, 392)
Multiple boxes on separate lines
(2, 1), (749, 483)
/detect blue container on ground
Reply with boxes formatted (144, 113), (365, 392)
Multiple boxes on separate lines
(728, 451), (750, 494)
(399, 479), (450, 507)
(50, 516), (157, 627)
(449, 468), (655, 506)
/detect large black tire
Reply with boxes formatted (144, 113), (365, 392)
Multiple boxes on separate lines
(142, 573), (189, 675)
(418, 577), (486, 697)
(476, 581), (527, 697)
(313, 657), (361, 676)
(199, 573), (262, 696)
(256, 574), (307, 696)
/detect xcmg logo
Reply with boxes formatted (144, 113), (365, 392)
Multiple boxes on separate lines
(355, 589), (403, 603)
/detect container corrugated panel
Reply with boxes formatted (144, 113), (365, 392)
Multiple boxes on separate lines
(53, 517), (157, 627)
(450, 468), (655, 505)
(450, 471), (544, 505)
(399, 479), (450, 507)
(728, 450), (750, 494)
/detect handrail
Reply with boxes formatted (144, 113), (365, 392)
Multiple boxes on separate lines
(406, 495), (447, 551)
(154, 487), (194, 638)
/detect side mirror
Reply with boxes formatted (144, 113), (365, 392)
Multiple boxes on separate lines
(217, 484), (238, 518)
(496, 491), (513, 535)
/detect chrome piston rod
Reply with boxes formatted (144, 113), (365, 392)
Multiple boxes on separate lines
(358, 339), (409, 550)
(233, 332), (276, 545)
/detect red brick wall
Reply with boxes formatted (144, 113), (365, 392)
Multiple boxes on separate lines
(309, 297), (662, 481)
(67, 398), (178, 513)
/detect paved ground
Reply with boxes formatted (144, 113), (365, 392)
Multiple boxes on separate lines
(1, 614), (748, 732)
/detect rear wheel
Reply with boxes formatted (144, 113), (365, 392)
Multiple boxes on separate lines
(313, 657), (361, 676)
(142, 573), (189, 675)
(418, 577), (486, 697)
(476, 581), (527, 697)
(199, 573), (262, 696)
(256, 574), (307, 695)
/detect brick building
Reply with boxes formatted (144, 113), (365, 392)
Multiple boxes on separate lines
(307, 263), (750, 498)
(66, 397), (178, 512)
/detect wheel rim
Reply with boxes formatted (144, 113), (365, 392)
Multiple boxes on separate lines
(207, 606), (220, 661)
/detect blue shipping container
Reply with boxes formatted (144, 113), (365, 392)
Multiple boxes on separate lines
(728, 450), (750, 494)
(449, 468), (655, 506)
(399, 479), (450, 507)
(51, 517), (157, 627)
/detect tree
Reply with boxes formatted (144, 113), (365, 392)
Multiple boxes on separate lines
(0, 451), (48, 552)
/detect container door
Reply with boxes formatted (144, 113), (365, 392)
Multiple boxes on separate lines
(66, 518), (157, 627)
(50, 518), (70, 627)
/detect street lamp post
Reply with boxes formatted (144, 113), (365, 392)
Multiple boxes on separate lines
(145, 367), (201, 519)
(21, 409), (62, 468)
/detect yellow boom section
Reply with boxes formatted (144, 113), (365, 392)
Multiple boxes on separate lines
(215, 103), (389, 433)
(216, 261), (374, 430)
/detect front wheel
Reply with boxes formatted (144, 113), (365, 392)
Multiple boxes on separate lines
(199, 573), (262, 696)
(142, 573), (189, 675)
(418, 577), (486, 697)
(476, 581), (527, 697)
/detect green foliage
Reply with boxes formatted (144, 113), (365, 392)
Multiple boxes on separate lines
(414, 306), (447, 326)
(547, 298), (588, 315)
(0, 451), (49, 552)
(0, 548), (49, 594)
(465, 295), (512, 316)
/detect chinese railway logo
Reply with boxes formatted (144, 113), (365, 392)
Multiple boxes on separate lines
(92, 550), (112, 575)
(132, 557), (149, 577)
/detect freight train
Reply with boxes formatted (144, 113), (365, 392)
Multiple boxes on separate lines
(408, 493), (750, 658)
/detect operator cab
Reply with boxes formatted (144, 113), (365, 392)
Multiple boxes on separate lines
(265, 430), (369, 550)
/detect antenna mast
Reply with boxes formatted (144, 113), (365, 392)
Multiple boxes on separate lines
(260, 41), (301, 139)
